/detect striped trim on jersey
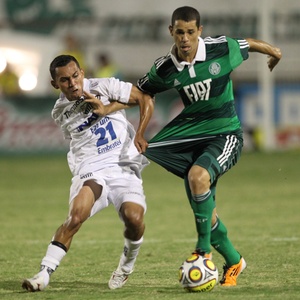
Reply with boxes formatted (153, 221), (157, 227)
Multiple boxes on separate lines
(138, 73), (149, 86)
(217, 135), (238, 166)
(237, 39), (249, 49)
(204, 35), (227, 44)
(204, 36), (249, 50)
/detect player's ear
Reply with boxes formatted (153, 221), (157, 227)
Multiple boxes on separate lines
(51, 80), (59, 89)
(169, 25), (173, 36)
(198, 25), (203, 37)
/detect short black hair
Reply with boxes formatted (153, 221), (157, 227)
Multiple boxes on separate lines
(171, 6), (201, 27)
(49, 54), (80, 80)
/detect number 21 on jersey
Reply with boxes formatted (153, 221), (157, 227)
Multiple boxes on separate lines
(94, 121), (117, 147)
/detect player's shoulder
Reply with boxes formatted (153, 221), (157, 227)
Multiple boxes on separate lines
(153, 54), (178, 79)
(204, 35), (228, 46)
(52, 96), (69, 111)
(204, 35), (247, 48)
(88, 77), (109, 90)
(88, 77), (129, 91)
(87, 77), (115, 96)
(51, 97), (68, 121)
(203, 35), (248, 60)
(203, 35), (230, 60)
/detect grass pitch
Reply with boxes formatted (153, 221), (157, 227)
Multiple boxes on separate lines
(0, 151), (299, 299)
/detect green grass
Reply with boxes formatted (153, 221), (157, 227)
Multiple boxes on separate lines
(0, 151), (300, 299)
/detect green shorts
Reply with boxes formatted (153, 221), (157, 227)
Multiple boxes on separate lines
(145, 134), (243, 182)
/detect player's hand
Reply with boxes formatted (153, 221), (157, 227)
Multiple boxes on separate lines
(267, 47), (281, 71)
(83, 91), (107, 116)
(134, 133), (148, 153)
(267, 55), (280, 71)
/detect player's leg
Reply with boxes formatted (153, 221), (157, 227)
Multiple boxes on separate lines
(120, 201), (145, 269)
(54, 180), (102, 246)
(210, 192), (247, 287)
(108, 202), (145, 290)
(206, 136), (246, 286)
(211, 214), (246, 286)
(22, 180), (102, 292)
(108, 172), (146, 289)
(184, 166), (215, 256)
(209, 183), (241, 266)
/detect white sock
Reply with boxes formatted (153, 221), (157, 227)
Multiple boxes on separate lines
(41, 243), (67, 272)
(118, 237), (143, 274)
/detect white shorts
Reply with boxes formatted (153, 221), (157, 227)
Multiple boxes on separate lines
(69, 165), (146, 218)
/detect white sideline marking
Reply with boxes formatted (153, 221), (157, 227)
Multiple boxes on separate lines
(271, 237), (299, 242)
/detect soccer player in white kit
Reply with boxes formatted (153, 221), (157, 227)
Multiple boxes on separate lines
(22, 55), (154, 292)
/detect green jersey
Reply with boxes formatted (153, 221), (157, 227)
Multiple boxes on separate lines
(137, 36), (249, 142)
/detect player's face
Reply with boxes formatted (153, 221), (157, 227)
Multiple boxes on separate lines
(51, 61), (85, 101)
(169, 20), (202, 62)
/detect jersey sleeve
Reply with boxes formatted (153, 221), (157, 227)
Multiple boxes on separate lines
(227, 37), (249, 70)
(90, 78), (133, 104)
(51, 99), (71, 140)
(137, 58), (172, 96)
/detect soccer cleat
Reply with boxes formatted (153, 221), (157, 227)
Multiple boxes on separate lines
(22, 266), (53, 292)
(220, 257), (247, 286)
(108, 269), (132, 290)
(193, 248), (212, 260)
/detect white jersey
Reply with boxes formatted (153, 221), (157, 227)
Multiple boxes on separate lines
(52, 77), (149, 176)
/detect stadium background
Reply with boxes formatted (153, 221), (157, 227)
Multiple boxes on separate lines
(0, 0), (299, 153)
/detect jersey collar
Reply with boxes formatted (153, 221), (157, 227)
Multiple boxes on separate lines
(170, 37), (206, 71)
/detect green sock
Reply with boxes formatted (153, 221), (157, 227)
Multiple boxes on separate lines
(210, 218), (241, 266)
(191, 191), (214, 254)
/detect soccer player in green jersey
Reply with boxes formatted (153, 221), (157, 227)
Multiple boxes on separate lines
(134, 6), (282, 286)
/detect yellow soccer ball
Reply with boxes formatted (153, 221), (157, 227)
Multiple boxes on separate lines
(178, 253), (218, 292)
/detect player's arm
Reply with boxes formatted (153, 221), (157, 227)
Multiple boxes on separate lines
(245, 38), (282, 71)
(128, 86), (155, 153)
(83, 87), (154, 153)
(83, 90), (137, 116)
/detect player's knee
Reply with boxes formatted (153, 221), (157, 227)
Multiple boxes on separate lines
(64, 212), (85, 231)
(126, 210), (144, 229)
(121, 203), (144, 229)
(188, 166), (210, 190)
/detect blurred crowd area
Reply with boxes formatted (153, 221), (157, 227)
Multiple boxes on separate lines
(0, 0), (299, 96)
(0, 32), (123, 97)
(0, 62), (21, 97)
(59, 34), (124, 80)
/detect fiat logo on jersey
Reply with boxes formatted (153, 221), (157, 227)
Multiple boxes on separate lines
(208, 62), (221, 75)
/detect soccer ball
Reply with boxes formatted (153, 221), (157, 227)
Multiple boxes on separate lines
(178, 253), (218, 292)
